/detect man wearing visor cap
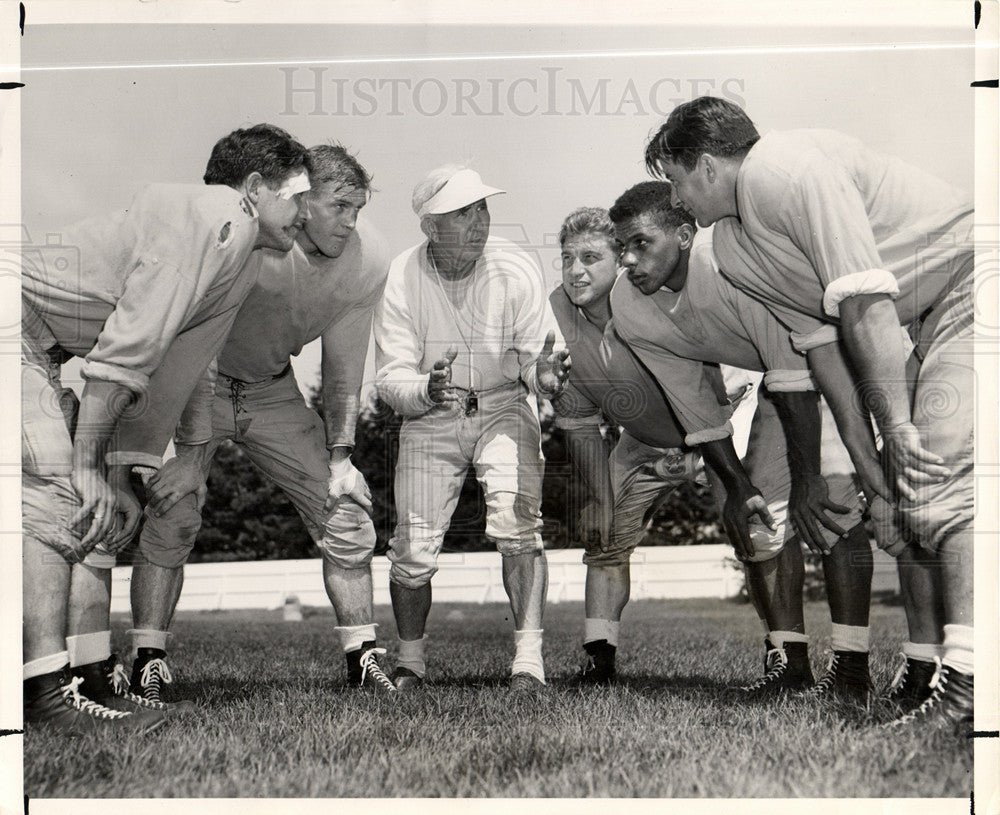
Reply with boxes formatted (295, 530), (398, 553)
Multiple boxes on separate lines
(374, 164), (571, 692)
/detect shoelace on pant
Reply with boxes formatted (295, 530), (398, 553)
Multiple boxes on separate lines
(359, 648), (397, 692)
(740, 647), (787, 692)
(62, 676), (131, 720)
(229, 378), (247, 432)
(139, 658), (173, 703)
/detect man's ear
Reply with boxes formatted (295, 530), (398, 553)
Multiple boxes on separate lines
(700, 154), (717, 184)
(676, 222), (695, 250)
(420, 215), (438, 241)
(243, 171), (265, 203)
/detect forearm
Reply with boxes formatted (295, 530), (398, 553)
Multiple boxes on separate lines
(73, 380), (135, 472)
(807, 342), (880, 469)
(769, 390), (822, 478)
(698, 437), (755, 495)
(838, 295), (911, 430)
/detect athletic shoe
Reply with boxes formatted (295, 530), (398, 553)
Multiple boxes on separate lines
(510, 672), (546, 694)
(75, 656), (194, 715)
(801, 650), (872, 705)
(24, 665), (165, 736)
(346, 643), (397, 694)
(573, 639), (616, 685)
(885, 662), (973, 733)
(740, 641), (814, 697)
(130, 650), (187, 708)
(885, 653), (938, 713)
(390, 667), (424, 692)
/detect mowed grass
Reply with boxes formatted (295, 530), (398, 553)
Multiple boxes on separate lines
(24, 598), (973, 799)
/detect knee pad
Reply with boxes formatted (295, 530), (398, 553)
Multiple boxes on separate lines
(81, 545), (116, 569)
(319, 502), (377, 569)
(742, 501), (788, 563)
(387, 534), (441, 589)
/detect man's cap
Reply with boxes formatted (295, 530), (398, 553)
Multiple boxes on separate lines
(413, 167), (505, 218)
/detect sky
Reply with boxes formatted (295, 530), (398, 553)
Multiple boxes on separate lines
(16, 13), (976, 395)
(2, 3), (996, 812)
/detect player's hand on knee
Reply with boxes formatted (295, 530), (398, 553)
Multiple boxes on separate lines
(428, 347), (462, 404)
(536, 330), (572, 398)
(789, 472), (850, 555)
(326, 457), (373, 514)
(70, 465), (118, 550)
(105, 482), (143, 552)
(855, 450), (894, 505)
(881, 421), (951, 502)
(723, 488), (774, 562)
(146, 455), (207, 518)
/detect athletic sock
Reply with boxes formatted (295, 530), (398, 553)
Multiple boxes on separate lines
(396, 636), (427, 678)
(23, 651), (70, 681)
(512, 629), (545, 684)
(942, 624), (974, 675)
(768, 630), (809, 650)
(605, 620), (620, 649)
(336, 624), (378, 654)
(128, 628), (170, 659)
(830, 623), (870, 653)
(66, 631), (112, 667)
(902, 640), (944, 663)
(583, 617), (609, 646)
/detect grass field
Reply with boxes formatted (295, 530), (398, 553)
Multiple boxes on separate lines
(23, 598), (974, 800)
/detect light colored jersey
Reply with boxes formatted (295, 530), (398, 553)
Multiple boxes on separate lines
(713, 129), (973, 345)
(611, 242), (816, 443)
(21, 183), (259, 395)
(374, 236), (562, 418)
(214, 219), (391, 448)
(548, 284), (687, 450)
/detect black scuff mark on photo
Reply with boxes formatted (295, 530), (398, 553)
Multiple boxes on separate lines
(1, 82), (26, 90)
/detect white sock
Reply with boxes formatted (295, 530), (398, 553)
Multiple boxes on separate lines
(336, 624), (377, 653)
(127, 628), (170, 658)
(583, 618), (610, 645)
(66, 630), (112, 667)
(606, 621), (620, 649)
(512, 629), (545, 684)
(768, 630), (808, 650)
(902, 641), (944, 663)
(397, 636), (427, 678)
(830, 623), (869, 653)
(942, 624), (974, 675)
(24, 651), (69, 681)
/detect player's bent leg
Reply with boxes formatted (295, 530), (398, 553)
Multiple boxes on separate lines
(124, 493), (202, 711)
(387, 542), (441, 689)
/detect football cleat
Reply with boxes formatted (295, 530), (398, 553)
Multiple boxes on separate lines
(24, 666), (165, 736)
(885, 653), (938, 713)
(390, 667), (424, 692)
(801, 650), (872, 705)
(510, 672), (546, 694)
(350, 645), (397, 694)
(573, 639), (616, 685)
(75, 656), (194, 714)
(130, 651), (191, 709)
(740, 641), (814, 697)
(885, 662), (973, 733)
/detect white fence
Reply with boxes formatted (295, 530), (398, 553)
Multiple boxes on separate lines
(109, 545), (901, 613)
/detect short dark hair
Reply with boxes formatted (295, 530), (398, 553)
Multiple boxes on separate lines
(645, 96), (759, 175)
(558, 207), (616, 249)
(306, 143), (373, 191)
(608, 181), (696, 233)
(203, 124), (309, 188)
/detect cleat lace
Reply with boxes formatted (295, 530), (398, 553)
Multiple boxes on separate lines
(888, 657), (945, 727)
(61, 676), (131, 721)
(803, 653), (840, 697)
(741, 646), (787, 692)
(139, 658), (173, 703)
(359, 648), (397, 693)
(887, 652), (909, 694)
(109, 661), (131, 694)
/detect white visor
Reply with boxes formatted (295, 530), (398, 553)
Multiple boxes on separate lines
(417, 169), (505, 217)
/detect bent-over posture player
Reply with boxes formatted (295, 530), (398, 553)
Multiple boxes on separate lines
(374, 165), (570, 692)
(127, 144), (395, 699)
(22, 124), (310, 732)
(646, 97), (974, 728)
(608, 183), (904, 701)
